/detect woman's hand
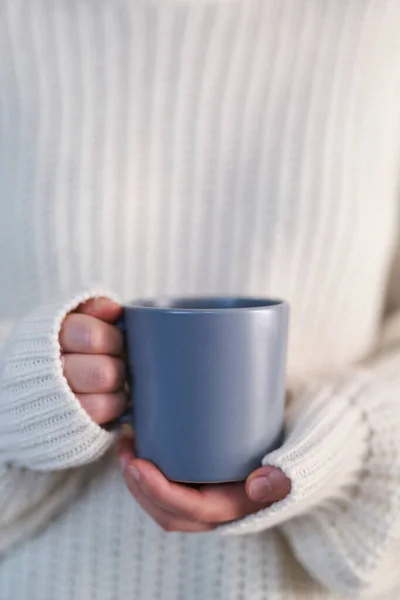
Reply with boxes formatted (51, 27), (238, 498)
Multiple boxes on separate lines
(59, 296), (291, 530)
(118, 434), (291, 533)
(59, 297), (129, 425)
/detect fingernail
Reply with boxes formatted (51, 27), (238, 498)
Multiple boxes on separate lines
(248, 475), (272, 501)
(128, 465), (140, 482)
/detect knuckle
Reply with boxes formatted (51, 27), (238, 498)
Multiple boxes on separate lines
(84, 359), (107, 389)
(93, 357), (120, 390)
(87, 322), (107, 353)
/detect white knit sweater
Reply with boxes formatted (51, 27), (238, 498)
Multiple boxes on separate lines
(1, 1), (400, 599)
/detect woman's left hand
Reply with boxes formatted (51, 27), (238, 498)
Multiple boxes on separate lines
(118, 434), (291, 533)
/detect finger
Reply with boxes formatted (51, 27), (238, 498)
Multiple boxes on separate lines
(125, 475), (214, 533)
(197, 483), (267, 522)
(118, 436), (213, 531)
(76, 297), (122, 323)
(124, 459), (266, 523)
(63, 354), (126, 393)
(117, 432), (136, 471)
(125, 459), (205, 519)
(60, 314), (123, 356)
(76, 391), (128, 425)
(246, 466), (292, 503)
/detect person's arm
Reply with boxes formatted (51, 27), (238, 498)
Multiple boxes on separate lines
(0, 290), (118, 556)
(119, 246), (400, 598)
(220, 258), (400, 597)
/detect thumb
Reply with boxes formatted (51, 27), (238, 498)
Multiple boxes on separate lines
(76, 297), (122, 323)
(246, 466), (291, 504)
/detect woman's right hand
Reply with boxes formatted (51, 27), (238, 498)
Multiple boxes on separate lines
(59, 298), (129, 425)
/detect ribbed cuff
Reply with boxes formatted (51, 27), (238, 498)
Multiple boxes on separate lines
(220, 377), (369, 535)
(280, 370), (400, 595)
(0, 289), (118, 470)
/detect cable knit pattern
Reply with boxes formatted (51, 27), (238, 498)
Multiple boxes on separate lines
(1, 1), (400, 599)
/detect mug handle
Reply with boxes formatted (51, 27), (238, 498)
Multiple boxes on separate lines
(104, 313), (134, 430)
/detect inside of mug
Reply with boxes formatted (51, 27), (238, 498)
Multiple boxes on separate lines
(133, 297), (282, 310)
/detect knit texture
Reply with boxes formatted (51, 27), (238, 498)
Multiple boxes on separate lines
(1, 1), (400, 599)
(0, 290), (117, 471)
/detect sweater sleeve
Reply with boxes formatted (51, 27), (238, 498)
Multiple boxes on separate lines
(0, 289), (117, 555)
(221, 293), (400, 596)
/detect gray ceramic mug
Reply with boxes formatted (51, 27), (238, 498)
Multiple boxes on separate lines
(115, 297), (289, 484)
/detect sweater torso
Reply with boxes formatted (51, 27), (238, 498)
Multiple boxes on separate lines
(1, 1), (400, 598)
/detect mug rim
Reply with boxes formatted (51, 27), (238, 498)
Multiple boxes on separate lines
(126, 296), (288, 313)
